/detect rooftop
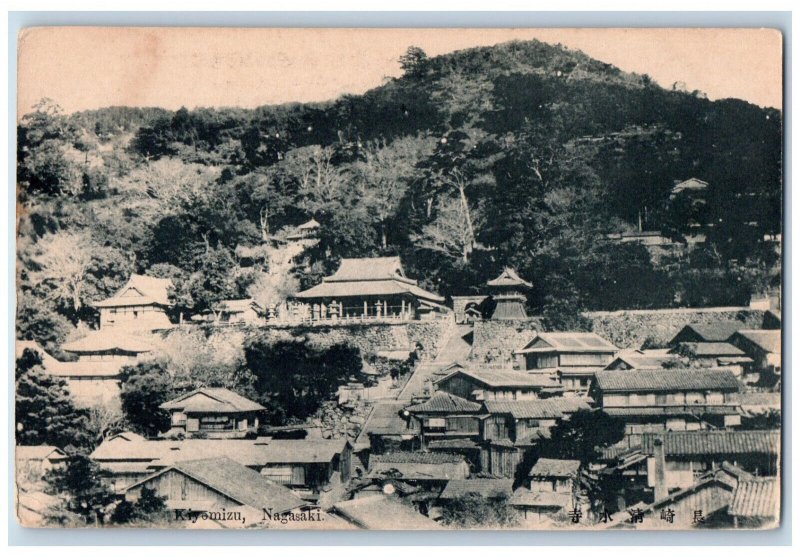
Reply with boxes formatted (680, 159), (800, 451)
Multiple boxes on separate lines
(126, 457), (307, 514)
(331, 495), (444, 530)
(516, 332), (618, 354)
(16, 445), (67, 461)
(529, 458), (581, 478)
(213, 298), (261, 313)
(670, 321), (745, 343)
(732, 330), (781, 354)
(160, 388), (266, 413)
(510, 488), (572, 509)
(673, 342), (746, 357)
(482, 398), (590, 419)
(353, 402), (417, 451)
(93, 274), (173, 308)
(486, 268), (532, 288)
(604, 354), (681, 370)
(728, 478), (779, 519)
(641, 430), (780, 457)
(594, 368), (740, 393)
(61, 330), (154, 354)
(437, 368), (561, 389)
(404, 391), (483, 414)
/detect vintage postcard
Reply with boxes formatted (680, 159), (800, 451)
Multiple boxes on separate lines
(14, 27), (782, 531)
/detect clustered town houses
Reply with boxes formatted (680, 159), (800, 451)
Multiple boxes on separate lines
(16, 217), (781, 529)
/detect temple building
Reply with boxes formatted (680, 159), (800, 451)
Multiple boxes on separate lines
(486, 268), (532, 320)
(93, 274), (174, 331)
(291, 257), (447, 321)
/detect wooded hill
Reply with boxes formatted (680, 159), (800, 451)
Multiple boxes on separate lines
(17, 39), (782, 347)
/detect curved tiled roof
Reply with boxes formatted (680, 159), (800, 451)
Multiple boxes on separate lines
(729, 478), (779, 518)
(404, 391), (482, 413)
(486, 267), (532, 288)
(93, 274), (173, 308)
(594, 368), (740, 392)
(641, 430), (780, 457)
(482, 398), (590, 419)
(160, 388), (265, 413)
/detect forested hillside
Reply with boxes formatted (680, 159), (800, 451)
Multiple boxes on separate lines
(16, 39), (782, 348)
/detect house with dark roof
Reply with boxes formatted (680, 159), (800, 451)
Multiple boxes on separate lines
(122, 457), (312, 526)
(592, 369), (742, 435)
(669, 342), (754, 377)
(485, 268), (533, 320)
(604, 351), (681, 371)
(291, 256), (447, 321)
(514, 333), (618, 389)
(161, 388), (266, 439)
(404, 392), (483, 451)
(667, 321), (745, 346)
(366, 451), (471, 487)
(434, 367), (562, 402)
(93, 274), (174, 330)
(728, 477), (779, 528)
(353, 402), (418, 455)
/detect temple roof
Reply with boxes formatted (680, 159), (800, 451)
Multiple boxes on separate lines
(486, 267), (532, 288)
(93, 274), (173, 308)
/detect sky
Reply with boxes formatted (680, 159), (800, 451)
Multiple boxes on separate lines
(17, 27), (783, 116)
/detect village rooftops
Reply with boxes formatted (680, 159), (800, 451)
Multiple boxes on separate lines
(486, 268), (532, 288)
(124, 457), (308, 515)
(404, 391), (483, 414)
(331, 495), (444, 530)
(528, 458), (581, 478)
(367, 451), (470, 482)
(482, 398), (591, 420)
(436, 368), (562, 390)
(515, 332), (618, 354)
(640, 430), (780, 457)
(439, 478), (514, 500)
(61, 330), (154, 354)
(593, 368), (740, 393)
(160, 387), (266, 414)
(93, 274), (173, 308)
(293, 257), (444, 303)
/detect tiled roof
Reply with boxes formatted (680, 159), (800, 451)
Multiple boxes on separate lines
(672, 321), (744, 343)
(729, 478), (779, 518)
(16, 445), (66, 461)
(732, 330), (781, 354)
(160, 388), (265, 413)
(675, 342), (746, 357)
(529, 458), (580, 478)
(62, 330), (154, 354)
(439, 478), (514, 500)
(93, 274), (173, 308)
(371, 451), (467, 465)
(214, 298), (260, 313)
(330, 257), (405, 281)
(331, 495), (444, 530)
(641, 430), (780, 457)
(486, 268), (532, 288)
(517, 332), (617, 354)
(594, 368), (740, 392)
(258, 439), (349, 464)
(127, 457), (307, 514)
(482, 398), (590, 419)
(437, 368), (561, 389)
(605, 354), (680, 370)
(404, 392), (483, 413)
(604, 406), (740, 417)
(427, 438), (480, 450)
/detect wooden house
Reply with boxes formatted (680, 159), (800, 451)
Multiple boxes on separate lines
(122, 457), (311, 526)
(528, 458), (580, 493)
(161, 388), (265, 439)
(257, 438), (353, 498)
(353, 402), (419, 456)
(604, 351), (681, 370)
(16, 445), (67, 479)
(92, 274), (173, 330)
(728, 477), (779, 528)
(403, 392), (483, 450)
(292, 256), (447, 321)
(286, 218), (321, 241)
(592, 368), (742, 436)
(667, 321), (745, 347)
(515, 332), (618, 373)
(434, 367), (562, 402)
(212, 298), (263, 324)
(728, 330), (781, 374)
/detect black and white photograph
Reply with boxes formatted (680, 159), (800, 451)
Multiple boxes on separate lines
(13, 26), (783, 531)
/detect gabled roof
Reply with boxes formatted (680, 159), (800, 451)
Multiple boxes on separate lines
(439, 478), (514, 500)
(367, 452), (469, 482)
(604, 354), (680, 370)
(258, 439), (350, 464)
(125, 457), (307, 515)
(404, 391), (483, 414)
(486, 267), (532, 288)
(16, 445), (67, 461)
(93, 274), (173, 308)
(673, 342), (746, 357)
(641, 431), (779, 457)
(298, 218), (321, 230)
(160, 388), (265, 413)
(294, 257), (444, 303)
(729, 478), (779, 519)
(529, 458), (580, 478)
(331, 495), (444, 530)
(516, 332), (618, 354)
(670, 321), (745, 343)
(594, 368), (740, 393)
(371, 452), (467, 465)
(731, 330), (781, 354)
(436, 368), (561, 389)
(61, 330), (154, 354)
(482, 398), (590, 419)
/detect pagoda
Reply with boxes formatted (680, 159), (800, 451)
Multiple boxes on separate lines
(486, 268), (532, 320)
